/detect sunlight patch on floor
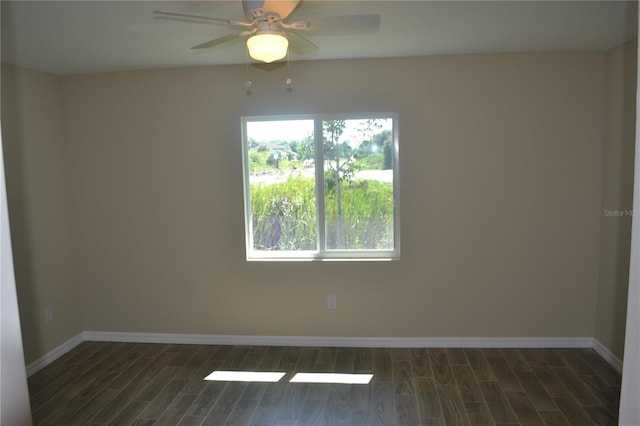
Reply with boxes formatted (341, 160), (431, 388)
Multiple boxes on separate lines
(204, 371), (286, 382)
(290, 373), (373, 384)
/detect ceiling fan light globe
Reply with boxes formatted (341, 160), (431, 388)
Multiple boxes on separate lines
(247, 33), (288, 63)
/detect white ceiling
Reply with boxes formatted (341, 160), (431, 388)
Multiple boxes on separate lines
(1, 1), (637, 76)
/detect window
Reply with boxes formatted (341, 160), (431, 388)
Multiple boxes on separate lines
(242, 114), (399, 260)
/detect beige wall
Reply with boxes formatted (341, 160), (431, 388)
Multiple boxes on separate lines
(3, 51), (626, 364)
(1, 65), (81, 363)
(595, 41), (637, 359)
(58, 53), (606, 339)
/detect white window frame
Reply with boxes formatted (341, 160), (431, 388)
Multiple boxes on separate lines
(241, 113), (400, 261)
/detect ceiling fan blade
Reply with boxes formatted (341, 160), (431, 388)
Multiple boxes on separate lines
(191, 30), (255, 50)
(286, 32), (318, 56)
(263, 0), (300, 20)
(153, 10), (251, 27)
(286, 14), (380, 32)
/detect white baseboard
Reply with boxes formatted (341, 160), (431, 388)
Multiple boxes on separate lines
(24, 332), (616, 376)
(25, 333), (84, 377)
(592, 338), (623, 373)
(83, 331), (594, 349)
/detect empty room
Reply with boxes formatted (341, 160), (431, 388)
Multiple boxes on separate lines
(1, 1), (639, 425)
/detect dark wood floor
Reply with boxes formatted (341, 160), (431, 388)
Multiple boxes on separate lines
(27, 342), (621, 425)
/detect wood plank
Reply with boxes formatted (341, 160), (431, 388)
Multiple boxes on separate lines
(482, 349), (502, 358)
(527, 360), (567, 398)
(178, 415), (206, 425)
(478, 381), (517, 424)
(294, 347), (319, 372)
(393, 359), (415, 395)
(220, 347), (252, 370)
(131, 353), (177, 385)
(410, 348), (433, 378)
(465, 349), (496, 382)
(552, 367), (602, 406)
(430, 350), (454, 385)
(414, 377), (443, 419)
(28, 342), (94, 390)
(452, 365), (484, 403)
(63, 388), (119, 426)
(354, 348), (373, 373)
(107, 358), (153, 391)
(580, 374), (621, 415)
(395, 394), (420, 426)
(334, 347), (356, 372)
(420, 417), (447, 426)
(31, 361), (100, 410)
(485, 356), (523, 392)
(31, 394), (70, 424)
(246, 380), (288, 424)
(259, 346), (286, 370)
(553, 397), (596, 426)
(500, 349), (532, 373)
(577, 350), (622, 386)
(537, 349), (566, 368)
(324, 384), (352, 425)
(106, 400), (148, 426)
(504, 391), (544, 426)
(183, 381), (228, 417)
(279, 346), (302, 371)
(446, 348), (470, 366)
(349, 384), (372, 423)
(518, 348), (544, 363)
(463, 402), (495, 426)
(372, 348), (393, 383)
(314, 347), (337, 372)
(273, 381), (306, 423)
(304, 381), (329, 401)
(88, 381), (146, 424)
(584, 405), (617, 426)
(238, 347), (267, 370)
(371, 382), (394, 426)
(40, 407), (78, 426)
(136, 378), (188, 421)
(225, 383), (268, 426)
(390, 348), (412, 361)
(155, 394), (198, 426)
(201, 382), (247, 425)
(134, 366), (181, 402)
(168, 344), (197, 368)
(63, 342), (111, 365)
(514, 371), (557, 411)
(179, 352), (224, 396)
(554, 349), (597, 376)
(437, 384), (470, 426)
(299, 399), (327, 425)
(538, 410), (571, 426)
(65, 362), (129, 410)
(208, 345), (234, 365)
(350, 381), (372, 411)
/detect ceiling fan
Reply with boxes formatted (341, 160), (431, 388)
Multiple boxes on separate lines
(154, 0), (380, 63)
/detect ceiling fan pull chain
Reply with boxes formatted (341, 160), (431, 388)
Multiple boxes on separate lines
(285, 50), (293, 92)
(245, 49), (253, 95)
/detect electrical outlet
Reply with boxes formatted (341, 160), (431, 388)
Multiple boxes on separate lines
(45, 305), (54, 323)
(327, 294), (337, 310)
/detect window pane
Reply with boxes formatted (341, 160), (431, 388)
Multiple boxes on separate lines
(322, 118), (394, 250)
(246, 120), (317, 251)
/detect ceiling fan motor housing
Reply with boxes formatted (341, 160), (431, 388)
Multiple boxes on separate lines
(245, 8), (264, 21)
(256, 20), (281, 33)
